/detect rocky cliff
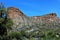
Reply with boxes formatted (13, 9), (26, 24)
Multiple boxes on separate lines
(7, 7), (60, 32)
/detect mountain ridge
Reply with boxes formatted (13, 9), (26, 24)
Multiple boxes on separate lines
(7, 7), (60, 31)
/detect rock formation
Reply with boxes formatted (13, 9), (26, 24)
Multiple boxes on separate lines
(7, 7), (60, 31)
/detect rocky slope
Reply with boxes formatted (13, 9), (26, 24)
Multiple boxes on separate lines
(7, 7), (60, 32)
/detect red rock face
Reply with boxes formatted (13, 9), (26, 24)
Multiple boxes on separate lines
(32, 13), (58, 24)
(7, 7), (24, 19)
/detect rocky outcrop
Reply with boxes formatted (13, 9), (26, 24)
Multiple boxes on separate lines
(32, 13), (59, 24)
(7, 7), (33, 31)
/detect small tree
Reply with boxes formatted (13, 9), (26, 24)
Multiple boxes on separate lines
(0, 3), (13, 36)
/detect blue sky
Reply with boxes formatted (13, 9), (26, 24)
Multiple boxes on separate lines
(0, 0), (60, 17)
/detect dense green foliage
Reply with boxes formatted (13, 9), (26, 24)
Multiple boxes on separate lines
(0, 29), (60, 40)
(9, 29), (60, 40)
